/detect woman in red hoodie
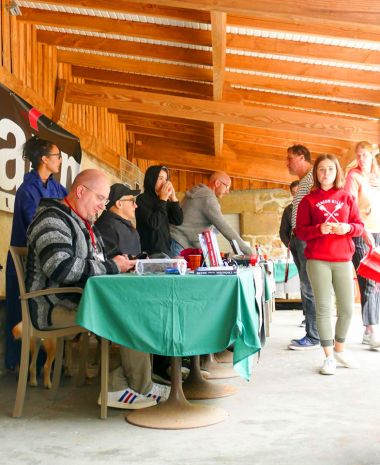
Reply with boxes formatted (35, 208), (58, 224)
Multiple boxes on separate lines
(296, 154), (364, 375)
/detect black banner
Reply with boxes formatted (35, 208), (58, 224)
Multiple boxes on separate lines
(0, 82), (82, 213)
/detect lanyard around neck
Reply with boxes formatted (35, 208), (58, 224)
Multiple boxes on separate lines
(64, 197), (97, 250)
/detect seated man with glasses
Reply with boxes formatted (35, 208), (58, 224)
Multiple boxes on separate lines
(95, 183), (142, 258)
(26, 169), (170, 409)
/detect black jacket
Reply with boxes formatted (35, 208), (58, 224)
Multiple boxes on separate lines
(279, 203), (293, 248)
(95, 210), (141, 257)
(135, 166), (183, 255)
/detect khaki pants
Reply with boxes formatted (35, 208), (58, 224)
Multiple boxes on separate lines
(51, 306), (152, 394)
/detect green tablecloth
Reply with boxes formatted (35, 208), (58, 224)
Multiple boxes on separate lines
(274, 262), (298, 283)
(76, 268), (261, 380)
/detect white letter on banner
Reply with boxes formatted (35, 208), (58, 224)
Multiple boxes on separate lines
(0, 118), (26, 192)
(60, 151), (80, 187)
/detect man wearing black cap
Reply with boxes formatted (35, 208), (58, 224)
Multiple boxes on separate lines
(95, 183), (141, 257)
(95, 182), (170, 407)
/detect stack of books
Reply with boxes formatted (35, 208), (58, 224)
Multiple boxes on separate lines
(197, 230), (237, 274)
(198, 229), (223, 267)
(194, 266), (237, 275)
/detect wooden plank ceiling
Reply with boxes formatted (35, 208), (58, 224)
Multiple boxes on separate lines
(15, 0), (380, 185)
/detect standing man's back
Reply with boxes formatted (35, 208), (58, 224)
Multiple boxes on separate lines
(170, 171), (252, 256)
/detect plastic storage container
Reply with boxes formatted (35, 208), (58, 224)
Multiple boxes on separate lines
(135, 258), (187, 275)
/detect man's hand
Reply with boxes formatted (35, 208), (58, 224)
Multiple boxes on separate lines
(113, 255), (136, 272)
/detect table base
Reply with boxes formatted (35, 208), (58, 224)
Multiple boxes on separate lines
(126, 398), (227, 429)
(202, 354), (239, 379)
(214, 349), (234, 363)
(126, 357), (227, 429)
(183, 356), (237, 400)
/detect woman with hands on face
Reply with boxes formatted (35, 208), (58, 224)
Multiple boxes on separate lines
(295, 154), (364, 376)
(135, 165), (183, 257)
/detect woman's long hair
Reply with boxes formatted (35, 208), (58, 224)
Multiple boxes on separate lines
(312, 154), (345, 190)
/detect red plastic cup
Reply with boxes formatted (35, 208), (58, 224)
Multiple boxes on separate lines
(188, 254), (202, 270)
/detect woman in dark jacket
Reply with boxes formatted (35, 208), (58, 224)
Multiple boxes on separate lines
(136, 165), (183, 257)
(135, 165), (183, 383)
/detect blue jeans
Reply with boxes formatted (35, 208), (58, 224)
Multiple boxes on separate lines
(169, 239), (184, 258)
(292, 237), (319, 343)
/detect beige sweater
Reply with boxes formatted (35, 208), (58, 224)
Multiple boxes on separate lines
(345, 169), (380, 232)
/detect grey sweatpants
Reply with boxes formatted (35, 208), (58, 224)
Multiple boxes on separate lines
(306, 260), (354, 347)
(51, 306), (152, 394)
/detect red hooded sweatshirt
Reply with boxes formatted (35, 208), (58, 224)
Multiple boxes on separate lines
(295, 188), (364, 261)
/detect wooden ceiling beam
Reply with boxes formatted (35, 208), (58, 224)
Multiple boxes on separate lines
(109, 109), (214, 129)
(226, 55), (380, 87)
(17, 8), (212, 46)
(225, 88), (380, 119)
(133, 138), (294, 183)
(65, 82), (380, 142)
(135, 1), (380, 28)
(228, 14), (380, 43)
(226, 34), (380, 66)
(223, 129), (351, 156)
(118, 115), (213, 137)
(25, 0), (211, 23)
(37, 30), (212, 66)
(72, 67), (213, 97)
(226, 71), (380, 103)
(224, 125), (356, 151)
(84, 79), (208, 99)
(211, 11), (227, 156)
(123, 125), (214, 144)
(58, 50), (213, 82)
(135, 134), (213, 155)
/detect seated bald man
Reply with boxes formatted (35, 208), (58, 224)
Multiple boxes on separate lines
(25, 169), (170, 409)
(170, 171), (253, 256)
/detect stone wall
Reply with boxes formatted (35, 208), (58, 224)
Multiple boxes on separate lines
(219, 188), (291, 259)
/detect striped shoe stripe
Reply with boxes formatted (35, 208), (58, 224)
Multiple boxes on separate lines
(119, 390), (137, 403)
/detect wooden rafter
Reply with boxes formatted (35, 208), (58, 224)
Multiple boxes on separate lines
(57, 49), (212, 82)
(135, 1), (380, 28)
(64, 83), (379, 141)
(211, 11), (226, 156)
(72, 67), (213, 97)
(225, 88), (380, 119)
(18, 9), (212, 46)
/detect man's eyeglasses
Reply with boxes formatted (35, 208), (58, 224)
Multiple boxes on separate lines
(220, 180), (231, 189)
(48, 152), (62, 160)
(82, 185), (110, 206)
(119, 198), (137, 206)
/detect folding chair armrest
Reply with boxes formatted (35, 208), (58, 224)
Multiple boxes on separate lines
(22, 287), (83, 300)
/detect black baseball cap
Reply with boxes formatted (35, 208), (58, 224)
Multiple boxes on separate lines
(107, 183), (141, 209)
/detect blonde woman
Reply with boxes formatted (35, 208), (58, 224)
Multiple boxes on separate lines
(345, 141), (380, 349)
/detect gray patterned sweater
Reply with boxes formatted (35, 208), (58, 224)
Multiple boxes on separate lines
(26, 198), (119, 329)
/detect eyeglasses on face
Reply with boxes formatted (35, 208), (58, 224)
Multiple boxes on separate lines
(119, 198), (137, 205)
(220, 180), (231, 189)
(48, 152), (62, 160)
(82, 185), (110, 206)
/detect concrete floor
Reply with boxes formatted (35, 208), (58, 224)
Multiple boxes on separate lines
(1, 309), (380, 465)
